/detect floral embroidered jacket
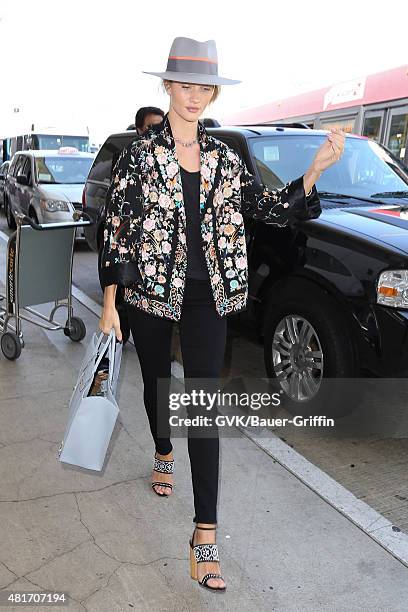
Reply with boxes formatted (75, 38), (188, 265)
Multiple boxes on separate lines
(99, 113), (321, 320)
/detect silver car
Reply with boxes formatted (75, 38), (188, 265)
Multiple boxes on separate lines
(0, 161), (10, 211)
(5, 148), (95, 239)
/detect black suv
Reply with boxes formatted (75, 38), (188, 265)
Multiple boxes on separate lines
(83, 124), (408, 412)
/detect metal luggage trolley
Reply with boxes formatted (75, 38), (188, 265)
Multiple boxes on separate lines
(0, 211), (93, 360)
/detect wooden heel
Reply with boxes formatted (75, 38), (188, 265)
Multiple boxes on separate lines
(190, 542), (197, 580)
(189, 526), (226, 593)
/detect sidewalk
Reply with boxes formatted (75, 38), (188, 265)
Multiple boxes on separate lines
(1, 270), (408, 611)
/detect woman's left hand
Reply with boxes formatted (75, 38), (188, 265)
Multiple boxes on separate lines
(312, 127), (346, 173)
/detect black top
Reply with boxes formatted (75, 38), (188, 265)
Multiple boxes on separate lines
(180, 167), (209, 280)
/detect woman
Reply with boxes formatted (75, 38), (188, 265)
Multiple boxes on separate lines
(99, 36), (345, 593)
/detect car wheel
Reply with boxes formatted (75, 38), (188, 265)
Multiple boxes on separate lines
(263, 280), (359, 417)
(5, 197), (16, 230)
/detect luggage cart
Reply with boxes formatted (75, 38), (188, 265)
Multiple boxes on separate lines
(0, 211), (93, 360)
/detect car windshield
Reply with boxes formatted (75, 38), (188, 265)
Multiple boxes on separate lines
(249, 135), (408, 201)
(33, 134), (89, 152)
(35, 156), (93, 184)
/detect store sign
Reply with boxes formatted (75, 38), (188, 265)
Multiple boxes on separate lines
(323, 77), (366, 110)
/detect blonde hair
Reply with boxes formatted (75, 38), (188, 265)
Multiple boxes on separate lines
(162, 79), (220, 105)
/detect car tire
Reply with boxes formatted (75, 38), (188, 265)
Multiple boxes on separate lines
(263, 279), (360, 417)
(5, 196), (16, 230)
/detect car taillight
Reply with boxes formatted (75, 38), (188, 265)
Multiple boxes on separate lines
(82, 187), (86, 208)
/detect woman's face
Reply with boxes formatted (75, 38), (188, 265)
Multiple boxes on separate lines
(166, 81), (214, 122)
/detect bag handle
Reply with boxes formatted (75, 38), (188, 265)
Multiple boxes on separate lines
(78, 329), (118, 393)
(94, 329), (121, 391)
(94, 329), (116, 373)
(107, 330), (117, 381)
(79, 329), (107, 374)
(79, 329), (114, 378)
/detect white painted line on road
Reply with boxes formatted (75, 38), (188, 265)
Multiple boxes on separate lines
(2, 224), (408, 567)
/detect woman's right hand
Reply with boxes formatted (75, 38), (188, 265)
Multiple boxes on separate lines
(99, 304), (123, 342)
(311, 127), (345, 173)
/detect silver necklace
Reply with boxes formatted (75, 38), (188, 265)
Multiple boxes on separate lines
(174, 136), (198, 148)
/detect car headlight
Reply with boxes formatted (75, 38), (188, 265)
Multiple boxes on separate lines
(40, 199), (70, 212)
(377, 270), (408, 308)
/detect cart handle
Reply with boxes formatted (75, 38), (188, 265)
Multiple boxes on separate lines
(15, 211), (93, 230)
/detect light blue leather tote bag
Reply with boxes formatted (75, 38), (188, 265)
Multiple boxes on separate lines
(58, 329), (122, 471)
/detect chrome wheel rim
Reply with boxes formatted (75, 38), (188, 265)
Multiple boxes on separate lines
(272, 315), (323, 401)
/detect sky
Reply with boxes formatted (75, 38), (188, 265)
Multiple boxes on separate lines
(0, 0), (407, 146)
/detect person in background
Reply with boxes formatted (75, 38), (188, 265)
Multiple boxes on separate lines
(126, 106), (164, 133)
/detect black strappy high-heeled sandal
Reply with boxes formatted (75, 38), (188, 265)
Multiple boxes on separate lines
(151, 453), (174, 497)
(189, 525), (226, 593)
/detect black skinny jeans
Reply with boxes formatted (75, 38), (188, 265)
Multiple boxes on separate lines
(125, 277), (227, 524)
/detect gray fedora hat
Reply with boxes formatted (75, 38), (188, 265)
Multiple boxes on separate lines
(143, 37), (241, 86)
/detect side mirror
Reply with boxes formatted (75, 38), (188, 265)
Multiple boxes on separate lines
(16, 174), (29, 186)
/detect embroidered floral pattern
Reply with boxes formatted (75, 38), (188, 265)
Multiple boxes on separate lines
(99, 114), (321, 321)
